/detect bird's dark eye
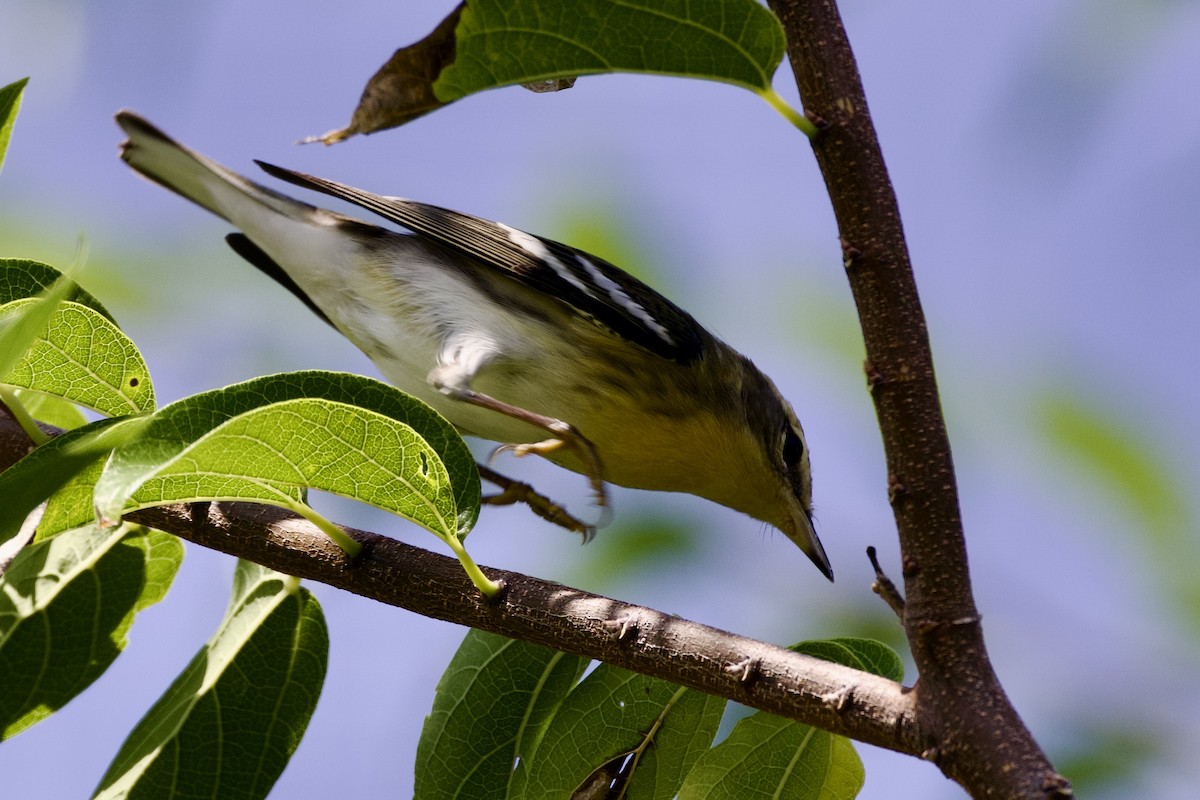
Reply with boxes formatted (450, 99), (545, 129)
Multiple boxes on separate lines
(781, 425), (805, 466)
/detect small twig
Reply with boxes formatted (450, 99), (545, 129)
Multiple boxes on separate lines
(867, 546), (905, 620)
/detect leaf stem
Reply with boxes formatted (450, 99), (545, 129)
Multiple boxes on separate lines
(0, 386), (50, 445)
(443, 535), (503, 598)
(288, 501), (362, 559)
(760, 87), (817, 137)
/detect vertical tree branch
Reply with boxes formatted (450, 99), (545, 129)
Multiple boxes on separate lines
(766, 1), (1072, 798)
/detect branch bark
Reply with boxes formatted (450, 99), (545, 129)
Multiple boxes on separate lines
(766, 1), (1071, 797)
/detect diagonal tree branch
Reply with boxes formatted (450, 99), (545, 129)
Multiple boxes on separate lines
(0, 412), (921, 752)
(766, 1), (1071, 797)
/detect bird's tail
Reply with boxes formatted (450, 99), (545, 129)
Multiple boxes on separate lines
(116, 110), (316, 226)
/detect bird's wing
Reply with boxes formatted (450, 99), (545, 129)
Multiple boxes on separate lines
(255, 162), (706, 364)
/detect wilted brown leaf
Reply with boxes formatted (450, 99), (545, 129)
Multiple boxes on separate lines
(307, 4), (464, 145)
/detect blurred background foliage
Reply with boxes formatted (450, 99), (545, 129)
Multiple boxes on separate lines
(1, 1), (1198, 798)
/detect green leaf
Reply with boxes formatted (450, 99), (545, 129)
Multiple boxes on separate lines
(37, 455), (107, 541)
(93, 371), (481, 548)
(93, 559), (327, 800)
(0, 273), (76, 384)
(0, 416), (150, 549)
(0, 77), (29, 176)
(13, 388), (88, 430)
(510, 663), (724, 799)
(1, 299), (156, 416)
(0, 523), (182, 739)
(677, 712), (864, 800)
(791, 638), (904, 683)
(320, 0), (812, 141)
(437, 0), (786, 97)
(415, 629), (588, 800)
(671, 639), (888, 800)
(0, 258), (112, 319)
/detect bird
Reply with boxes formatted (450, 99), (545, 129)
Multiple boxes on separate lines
(115, 110), (833, 581)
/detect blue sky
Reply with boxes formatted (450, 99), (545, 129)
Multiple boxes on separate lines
(2, 1), (1198, 797)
